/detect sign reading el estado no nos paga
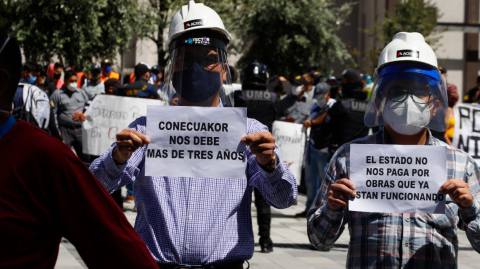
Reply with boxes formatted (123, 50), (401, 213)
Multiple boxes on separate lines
(349, 144), (447, 214)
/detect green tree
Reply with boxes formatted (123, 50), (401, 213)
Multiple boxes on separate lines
(368, 0), (440, 68)
(233, 0), (355, 78)
(0, 0), (138, 72)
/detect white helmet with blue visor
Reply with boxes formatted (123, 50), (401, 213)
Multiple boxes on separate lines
(364, 33), (448, 135)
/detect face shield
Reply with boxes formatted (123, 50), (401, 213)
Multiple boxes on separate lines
(364, 63), (448, 134)
(163, 35), (232, 107)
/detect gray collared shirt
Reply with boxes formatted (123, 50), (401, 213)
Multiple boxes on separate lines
(50, 87), (89, 127)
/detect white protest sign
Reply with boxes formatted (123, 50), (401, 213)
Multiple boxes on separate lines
(272, 121), (306, 185)
(349, 144), (447, 214)
(453, 103), (480, 166)
(82, 95), (167, 156)
(145, 106), (247, 178)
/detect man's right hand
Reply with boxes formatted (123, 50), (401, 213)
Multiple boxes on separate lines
(113, 129), (151, 164)
(327, 178), (356, 211)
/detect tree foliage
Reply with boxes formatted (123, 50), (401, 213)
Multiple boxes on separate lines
(368, 0), (440, 68)
(0, 0), (138, 71)
(233, 0), (355, 78)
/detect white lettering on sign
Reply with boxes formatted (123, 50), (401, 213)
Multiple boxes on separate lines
(349, 144), (447, 214)
(145, 106), (247, 178)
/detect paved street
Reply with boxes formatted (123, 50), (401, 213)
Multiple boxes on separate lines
(56, 192), (480, 268)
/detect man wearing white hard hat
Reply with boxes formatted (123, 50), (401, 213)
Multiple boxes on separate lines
(307, 32), (480, 268)
(90, 1), (297, 268)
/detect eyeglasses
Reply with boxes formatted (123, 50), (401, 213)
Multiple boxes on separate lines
(387, 88), (433, 103)
(177, 54), (220, 71)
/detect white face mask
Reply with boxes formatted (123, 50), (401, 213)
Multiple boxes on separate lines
(67, 82), (78, 92)
(291, 85), (303, 95)
(383, 94), (433, 135)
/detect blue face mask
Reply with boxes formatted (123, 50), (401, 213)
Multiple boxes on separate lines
(27, 75), (37, 84)
(103, 66), (112, 73)
(172, 63), (221, 103)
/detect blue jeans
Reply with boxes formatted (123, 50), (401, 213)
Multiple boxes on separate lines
(304, 143), (329, 211)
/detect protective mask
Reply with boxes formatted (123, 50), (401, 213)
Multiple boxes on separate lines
(172, 63), (221, 103)
(54, 73), (61, 79)
(291, 85), (303, 95)
(27, 75), (37, 84)
(104, 66), (112, 73)
(383, 95), (432, 135)
(67, 82), (78, 92)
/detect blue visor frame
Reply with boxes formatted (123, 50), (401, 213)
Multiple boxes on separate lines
(379, 63), (440, 82)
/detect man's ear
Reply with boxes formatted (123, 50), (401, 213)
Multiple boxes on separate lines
(0, 69), (10, 99)
(432, 100), (440, 117)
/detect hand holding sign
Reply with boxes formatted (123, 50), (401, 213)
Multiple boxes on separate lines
(328, 179), (357, 210)
(114, 129), (151, 164)
(241, 131), (275, 165)
(439, 178), (474, 208)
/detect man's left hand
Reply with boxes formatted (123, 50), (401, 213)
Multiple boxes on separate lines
(439, 178), (474, 208)
(241, 131), (276, 165)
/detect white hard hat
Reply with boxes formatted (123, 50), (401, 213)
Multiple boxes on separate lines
(165, 0), (231, 52)
(375, 32), (438, 80)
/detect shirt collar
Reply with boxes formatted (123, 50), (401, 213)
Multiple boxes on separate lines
(0, 115), (16, 139)
(381, 127), (434, 145)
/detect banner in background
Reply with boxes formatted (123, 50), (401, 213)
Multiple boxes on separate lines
(453, 104), (480, 165)
(82, 95), (167, 156)
(272, 121), (307, 185)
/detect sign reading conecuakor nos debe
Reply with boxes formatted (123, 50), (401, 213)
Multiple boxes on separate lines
(453, 104), (480, 166)
(145, 106), (247, 178)
(82, 95), (167, 156)
(349, 144), (447, 214)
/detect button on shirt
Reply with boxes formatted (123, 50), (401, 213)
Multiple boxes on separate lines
(89, 111), (297, 265)
(50, 87), (89, 127)
(277, 93), (315, 123)
(307, 128), (480, 268)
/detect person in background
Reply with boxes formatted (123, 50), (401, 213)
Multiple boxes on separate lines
(444, 83), (458, 145)
(266, 75), (290, 100)
(0, 29), (158, 269)
(104, 78), (124, 95)
(277, 75), (315, 123)
(50, 70), (90, 165)
(20, 62), (37, 84)
(100, 58), (120, 82)
(234, 60), (277, 253)
(67, 61), (87, 89)
(465, 76), (480, 103)
(85, 64), (105, 99)
(119, 63), (157, 98)
(151, 65), (164, 89)
(310, 70), (322, 86)
(46, 62), (64, 90)
(330, 69), (369, 156)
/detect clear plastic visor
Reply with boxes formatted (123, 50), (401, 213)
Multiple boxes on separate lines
(364, 66), (448, 132)
(162, 45), (232, 106)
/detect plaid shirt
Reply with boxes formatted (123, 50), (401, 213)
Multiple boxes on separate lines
(307, 128), (480, 269)
(90, 113), (297, 265)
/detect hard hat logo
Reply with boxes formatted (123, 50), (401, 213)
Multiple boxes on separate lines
(184, 19), (206, 29)
(397, 50), (420, 58)
(184, 37), (210, 46)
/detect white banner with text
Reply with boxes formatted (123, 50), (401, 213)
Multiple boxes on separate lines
(82, 95), (167, 156)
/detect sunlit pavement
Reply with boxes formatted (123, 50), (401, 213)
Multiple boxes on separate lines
(56, 191), (480, 269)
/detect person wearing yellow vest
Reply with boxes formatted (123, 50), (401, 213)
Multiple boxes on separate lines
(100, 58), (119, 82)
